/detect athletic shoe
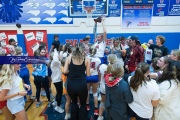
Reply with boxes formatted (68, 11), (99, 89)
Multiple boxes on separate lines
(94, 109), (99, 116)
(54, 106), (64, 113)
(64, 113), (71, 120)
(87, 105), (90, 111)
(52, 101), (57, 106)
(36, 101), (43, 108)
(50, 93), (54, 99)
(98, 94), (101, 101)
(97, 116), (104, 120)
(41, 90), (46, 96)
(47, 102), (51, 107)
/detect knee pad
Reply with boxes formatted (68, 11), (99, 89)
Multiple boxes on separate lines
(100, 102), (105, 108)
(93, 93), (98, 97)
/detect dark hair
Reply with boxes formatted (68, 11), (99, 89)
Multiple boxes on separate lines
(9, 39), (15, 45)
(59, 44), (63, 51)
(175, 62), (180, 81)
(67, 45), (74, 54)
(89, 46), (97, 57)
(34, 49), (40, 56)
(151, 57), (160, 72)
(157, 59), (177, 87)
(39, 42), (46, 51)
(54, 34), (59, 39)
(63, 43), (71, 53)
(120, 36), (125, 41)
(130, 62), (150, 92)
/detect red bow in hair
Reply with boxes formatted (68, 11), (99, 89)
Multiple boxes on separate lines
(104, 73), (121, 87)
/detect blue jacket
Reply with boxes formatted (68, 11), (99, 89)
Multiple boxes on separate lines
(105, 79), (133, 119)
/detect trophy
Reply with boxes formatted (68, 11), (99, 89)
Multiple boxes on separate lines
(94, 16), (102, 23)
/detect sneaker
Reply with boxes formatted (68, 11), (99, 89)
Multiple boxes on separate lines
(36, 101), (43, 108)
(29, 95), (35, 100)
(52, 101), (57, 106)
(97, 116), (104, 120)
(98, 94), (101, 101)
(94, 109), (99, 116)
(47, 102), (51, 107)
(87, 105), (90, 111)
(50, 93), (54, 99)
(41, 90), (46, 96)
(0, 109), (2, 114)
(54, 106), (64, 113)
(64, 113), (71, 120)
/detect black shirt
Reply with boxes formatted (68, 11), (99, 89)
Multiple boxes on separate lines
(52, 40), (60, 51)
(149, 44), (168, 58)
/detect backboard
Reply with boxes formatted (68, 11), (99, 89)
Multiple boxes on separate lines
(69, 0), (109, 18)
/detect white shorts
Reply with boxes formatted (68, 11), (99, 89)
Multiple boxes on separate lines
(7, 97), (25, 114)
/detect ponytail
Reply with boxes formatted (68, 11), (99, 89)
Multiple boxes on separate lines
(130, 62), (150, 92)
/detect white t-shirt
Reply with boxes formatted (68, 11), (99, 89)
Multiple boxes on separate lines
(51, 59), (62, 83)
(145, 48), (153, 61)
(90, 57), (101, 76)
(99, 64), (107, 94)
(128, 76), (160, 118)
(7, 73), (25, 101)
(0, 82), (11, 92)
(94, 41), (106, 58)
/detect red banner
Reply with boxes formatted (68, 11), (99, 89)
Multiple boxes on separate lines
(0, 30), (17, 45)
(23, 30), (48, 56)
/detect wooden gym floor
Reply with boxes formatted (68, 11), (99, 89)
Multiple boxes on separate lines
(0, 65), (107, 120)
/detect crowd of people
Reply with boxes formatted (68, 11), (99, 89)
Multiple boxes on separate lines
(0, 18), (180, 120)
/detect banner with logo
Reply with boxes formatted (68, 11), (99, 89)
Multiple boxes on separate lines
(122, 5), (153, 28)
(23, 30), (48, 56)
(168, 0), (180, 16)
(153, 0), (169, 16)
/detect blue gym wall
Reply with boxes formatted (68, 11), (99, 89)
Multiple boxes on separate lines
(17, 32), (180, 54)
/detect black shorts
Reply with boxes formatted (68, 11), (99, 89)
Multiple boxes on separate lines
(127, 106), (150, 120)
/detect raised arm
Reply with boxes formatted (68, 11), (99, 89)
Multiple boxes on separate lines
(102, 18), (107, 43)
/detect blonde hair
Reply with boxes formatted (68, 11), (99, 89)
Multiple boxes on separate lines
(107, 54), (117, 74)
(15, 46), (23, 55)
(72, 43), (84, 60)
(107, 62), (124, 79)
(172, 49), (180, 60)
(0, 64), (14, 87)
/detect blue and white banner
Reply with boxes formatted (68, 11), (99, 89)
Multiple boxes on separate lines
(168, 0), (180, 16)
(122, 5), (153, 28)
(109, 0), (121, 17)
(153, 0), (169, 16)
(0, 56), (49, 64)
(0, 0), (72, 24)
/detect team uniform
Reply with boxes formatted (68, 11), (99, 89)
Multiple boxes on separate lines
(99, 64), (107, 95)
(94, 41), (106, 64)
(86, 57), (101, 83)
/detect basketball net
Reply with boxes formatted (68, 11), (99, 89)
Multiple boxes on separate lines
(84, 7), (95, 18)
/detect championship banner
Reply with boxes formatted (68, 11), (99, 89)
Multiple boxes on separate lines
(0, 30), (18, 46)
(168, 0), (180, 16)
(153, 0), (169, 16)
(121, 5), (153, 28)
(23, 30), (48, 56)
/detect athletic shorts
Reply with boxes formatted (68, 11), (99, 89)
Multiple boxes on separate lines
(0, 100), (7, 109)
(7, 97), (25, 114)
(86, 75), (98, 83)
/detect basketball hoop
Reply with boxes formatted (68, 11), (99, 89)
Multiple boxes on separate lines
(84, 7), (95, 18)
